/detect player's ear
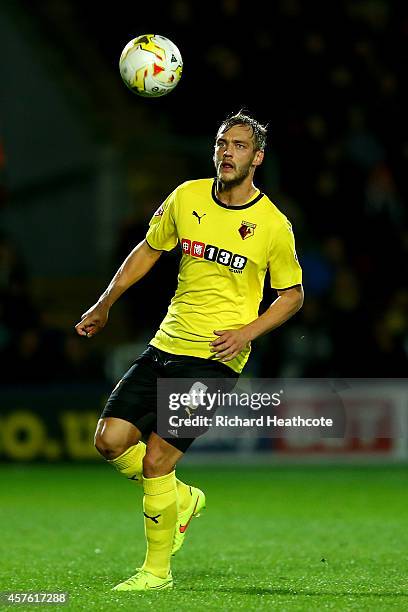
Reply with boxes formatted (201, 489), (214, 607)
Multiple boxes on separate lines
(253, 150), (264, 167)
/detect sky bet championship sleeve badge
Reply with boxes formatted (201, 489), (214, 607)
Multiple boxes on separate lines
(154, 203), (165, 217)
(238, 220), (257, 240)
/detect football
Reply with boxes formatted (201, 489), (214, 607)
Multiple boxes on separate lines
(119, 34), (183, 97)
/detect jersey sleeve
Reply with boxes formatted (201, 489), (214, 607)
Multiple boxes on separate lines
(145, 189), (178, 251)
(268, 219), (302, 289)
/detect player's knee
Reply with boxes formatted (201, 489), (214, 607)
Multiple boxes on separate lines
(94, 429), (129, 460)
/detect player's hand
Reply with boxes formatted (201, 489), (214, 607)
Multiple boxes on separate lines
(75, 302), (109, 338)
(209, 328), (251, 362)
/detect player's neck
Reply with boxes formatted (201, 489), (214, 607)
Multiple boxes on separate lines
(215, 179), (258, 207)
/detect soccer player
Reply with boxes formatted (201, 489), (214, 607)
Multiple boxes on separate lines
(75, 111), (304, 591)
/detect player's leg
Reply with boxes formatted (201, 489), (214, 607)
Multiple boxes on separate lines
(95, 348), (157, 483)
(94, 416), (196, 498)
(94, 345), (195, 591)
(113, 432), (182, 591)
(94, 416), (146, 483)
(96, 346), (192, 491)
(160, 433), (205, 558)
(141, 433), (182, 577)
(164, 352), (238, 556)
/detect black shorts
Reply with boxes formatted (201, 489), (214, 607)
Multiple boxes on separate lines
(101, 345), (239, 452)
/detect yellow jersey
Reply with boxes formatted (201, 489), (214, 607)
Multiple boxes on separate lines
(145, 178), (302, 373)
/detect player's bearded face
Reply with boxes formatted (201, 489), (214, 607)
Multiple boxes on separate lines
(213, 125), (259, 187)
(214, 154), (256, 187)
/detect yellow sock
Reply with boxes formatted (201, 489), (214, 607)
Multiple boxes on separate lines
(108, 444), (191, 509)
(142, 471), (177, 578)
(108, 442), (146, 483)
(176, 478), (192, 513)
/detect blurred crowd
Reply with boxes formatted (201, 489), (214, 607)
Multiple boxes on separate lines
(0, 231), (105, 385)
(1, 0), (407, 384)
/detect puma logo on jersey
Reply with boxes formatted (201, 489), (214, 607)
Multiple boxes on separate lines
(192, 211), (206, 224)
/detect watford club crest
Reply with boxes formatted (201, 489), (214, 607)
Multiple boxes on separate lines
(238, 220), (257, 240)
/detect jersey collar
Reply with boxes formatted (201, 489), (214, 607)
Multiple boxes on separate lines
(211, 179), (264, 210)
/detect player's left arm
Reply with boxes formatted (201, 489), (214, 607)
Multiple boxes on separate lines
(210, 285), (304, 361)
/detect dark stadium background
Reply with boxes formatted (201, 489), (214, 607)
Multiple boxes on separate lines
(1, 2), (408, 609)
(1, 0), (407, 390)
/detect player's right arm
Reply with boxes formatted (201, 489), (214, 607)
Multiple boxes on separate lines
(75, 239), (162, 338)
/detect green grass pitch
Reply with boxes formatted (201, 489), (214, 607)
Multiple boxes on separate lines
(1, 463), (408, 611)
